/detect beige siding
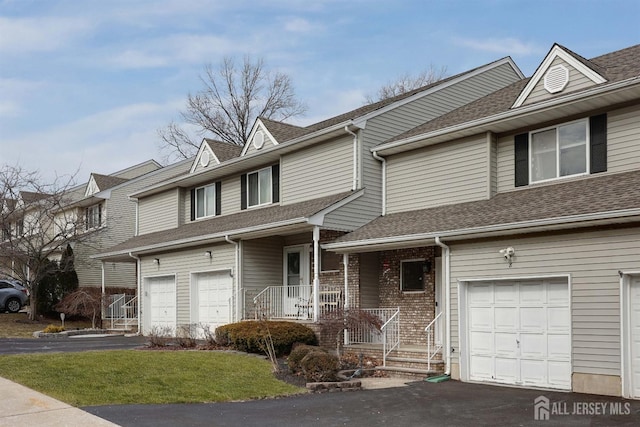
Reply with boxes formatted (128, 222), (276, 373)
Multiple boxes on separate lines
(241, 237), (284, 317)
(281, 135), (353, 204)
(523, 57), (598, 106)
(140, 243), (235, 328)
(497, 104), (640, 193)
(386, 134), (490, 214)
(182, 175), (242, 224)
(449, 226), (640, 377)
(243, 129), (277, 157)
(112, 161), (160, 180)
(138, 189), (180, 234)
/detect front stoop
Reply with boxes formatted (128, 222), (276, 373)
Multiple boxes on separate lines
(345, 344), (445, 380)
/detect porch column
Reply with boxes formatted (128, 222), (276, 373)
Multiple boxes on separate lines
(100, 261), (105, 320)
(312, 226), (320, 322)
(343, 253), (349, 346)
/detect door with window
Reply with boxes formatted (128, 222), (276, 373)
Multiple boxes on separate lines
(283, 246), (310, 318)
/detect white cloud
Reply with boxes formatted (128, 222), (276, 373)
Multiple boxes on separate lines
(0, 78), (45, 118)
(0, 16), (91, 54)
(453, 37), (543, 56)
(283, 17), (321, 33)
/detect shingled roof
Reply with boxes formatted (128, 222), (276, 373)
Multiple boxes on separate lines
(385, 44), (640, 144)
(204, 139), (243, 162)
(91, 174), (129, 191)
(330, 169), (640, 245)
(97, 191), (355, 258)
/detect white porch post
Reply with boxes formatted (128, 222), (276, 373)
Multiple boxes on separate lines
(100, 261), (105, 320)
(343, 253), (349, 345)
(312, 226), (320, 322)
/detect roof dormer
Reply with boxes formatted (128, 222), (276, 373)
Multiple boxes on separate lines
(190, 139), (243, 173)
(240, 119), (280, 157)
(84, 174), (128, 197)
(512, 44), (607, 108)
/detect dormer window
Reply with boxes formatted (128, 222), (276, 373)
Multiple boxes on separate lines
(530, 119), (588, 183)
(86, 203), (103, 230)
(241, 165), (280, 210)
(195, 184), (216, 219)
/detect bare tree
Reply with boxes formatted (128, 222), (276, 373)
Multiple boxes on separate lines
(56, 288), (102, 328)
(365, 64), (448, 103)
(0, 164), (93, 319)
(158, 56), (307, 162)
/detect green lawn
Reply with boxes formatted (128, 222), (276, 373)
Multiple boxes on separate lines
(0, 350), (303, 406)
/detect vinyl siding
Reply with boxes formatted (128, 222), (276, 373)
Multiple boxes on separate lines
(182, 176), (242, 224)
(281, 135), (353, 204)
(386, 134), (490, 214)
(449, 226), (640, 377)
(138, 188), (180, 234)
(112, 161), (161, 180)
(241, 237), (284, 317)
(243, 129), (277, 156)
(323, 196), (381, 231)
(139, 243), (235, 329)
(523, 57), (598, 106)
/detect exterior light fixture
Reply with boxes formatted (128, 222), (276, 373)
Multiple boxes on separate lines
(153, 258), (160, 265)
(205, 251), (212, 258)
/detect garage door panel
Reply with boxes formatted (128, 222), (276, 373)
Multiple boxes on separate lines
(520, 307), (545, 330)
(192, 271), (232, 337)
(520, 359), (546, 385)
(495, 307), (517, 329)
(548, 307), (570, 330)
(469, 307), (493, 329)
(520, 282), (544, 304)
(495, 332), (517, 355)
(548, 334), (571, 359)
(146, 276), (176, 334)
(495, 358), (517, 383)
(520, 333), (545, 358)
(470, 331), (493, 353)
(495, 283), (517, 304)
(470, 356), (493, 380)
(469, 283), (493, 303)
(548, 361), (572, 388)
(548, 283), (569, 304)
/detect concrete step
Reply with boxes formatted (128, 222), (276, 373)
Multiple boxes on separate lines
(375, 366), (440, 379)
(385, 356), (444, 365)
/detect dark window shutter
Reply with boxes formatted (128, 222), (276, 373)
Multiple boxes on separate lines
(272, 164), (280, 203)
(215, 181), (222, 215)
(590, 114), (607, 174)
(190, 188), (196, 221)
(514, 133), (529, 187)
(240, 174), (247, 210)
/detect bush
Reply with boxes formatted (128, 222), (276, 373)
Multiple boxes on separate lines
(43, 324), (65, 333)
(288, 344), (325, 373)
(300, 350), (339, 382)
(216, 321), (317, 357)
(175, 324), (198, 348)
(148, 325), (173, 347)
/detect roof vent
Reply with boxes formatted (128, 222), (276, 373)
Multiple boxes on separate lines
(544, 64), (569, 94)
(200, 150), (210, 167)
(253, 131), (265, 149)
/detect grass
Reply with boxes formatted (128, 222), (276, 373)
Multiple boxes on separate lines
(0, 312), (93, 338)
(0, 350), (304, 406)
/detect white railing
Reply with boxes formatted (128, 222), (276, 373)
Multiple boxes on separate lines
(425, 311), (443, 371)
(253, 284), (344, 320)
(107, 294), (138, 330)
(348, 307), (398, 344)
(381, 308), (400, 366)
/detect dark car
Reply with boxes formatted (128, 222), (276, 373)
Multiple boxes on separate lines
(0, 280), (29, 313)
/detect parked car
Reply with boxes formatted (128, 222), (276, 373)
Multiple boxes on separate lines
(0, 280), (29, 313)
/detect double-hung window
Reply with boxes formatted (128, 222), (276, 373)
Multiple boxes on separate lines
(86, 204), (102, 230)
(195, 184), (216, 219)
(248, 167), (272, 207)
(530, 119), (588, 183)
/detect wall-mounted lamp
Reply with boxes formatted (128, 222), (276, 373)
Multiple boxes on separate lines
(205, 251), (212, 258)
(499, 247), (515, 267)
(153, 258), (160, 265)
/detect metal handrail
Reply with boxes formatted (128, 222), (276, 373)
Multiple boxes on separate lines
(381, 308), (400, 366)
(425, 311), (443, 371)
(108, 294), (126, 329)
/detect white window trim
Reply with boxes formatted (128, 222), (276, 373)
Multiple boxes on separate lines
(400, 258), (427, 292)
(85, 203), (104, 231)
(195, 183), (216, 219)
(528, 118), (590, 184)
(247, 166), (273, 208)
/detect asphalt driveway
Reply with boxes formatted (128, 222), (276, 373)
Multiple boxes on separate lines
(0, 335), (148, 355)
(84, 380), (640, 427)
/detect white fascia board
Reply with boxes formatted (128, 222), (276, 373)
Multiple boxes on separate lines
(241, 119), (280, 157)
(512, 45), (607, 108)
(190, 139), (218, 173)
(353, 58), (522, 128)
(374, 77), (640, 155)
(307, 190), (365, 225)
(324, 208), (640, 252)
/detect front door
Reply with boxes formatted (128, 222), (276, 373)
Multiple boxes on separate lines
(284, 246), (310, 318)
(435, 257), (443, 345)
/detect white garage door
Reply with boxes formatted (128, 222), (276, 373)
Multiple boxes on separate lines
(466, 278), (571, 390)
(144, 275), (176, 335)
(192, 271), (232, 336)
(629, 277), (640, 398)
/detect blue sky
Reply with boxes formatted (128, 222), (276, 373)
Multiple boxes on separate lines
(1, 0), (638, 184)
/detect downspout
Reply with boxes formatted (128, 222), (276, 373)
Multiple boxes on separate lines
(312, 226), (320, 322)
(133, 198), (139, 236)
(434, 236), (451, 376)
(344, 126), (358, 191)
(225, 235), (240, 322)
(343, 253), (349, 346)
(372, 150), (386, 216)
(128, 252), (141, 335)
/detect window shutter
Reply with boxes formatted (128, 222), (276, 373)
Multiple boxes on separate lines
(240, 174), (247, 210)
(190, 188), (196, 221)
(590, 114), (607, 174)
(514, 133), (529, 187)
(215, 181), (222, 215)
(272, 164), (280, 203)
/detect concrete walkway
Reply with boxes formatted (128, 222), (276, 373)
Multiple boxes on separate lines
(0, 376), (118, 427)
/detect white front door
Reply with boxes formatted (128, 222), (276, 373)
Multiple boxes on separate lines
(192, 271), (232, 337)
(466, 278), (571, 390)
(283, 246), (310, 317)
(144, 275), (176, 335)
(629, 276), (640, 398)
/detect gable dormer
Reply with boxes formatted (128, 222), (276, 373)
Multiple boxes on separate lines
(240, 119), (280, 157)
(84, 174), (128, 197)
(85, 175), (100, 197)
(512, 44), (607, 108)
(190, 139), (243, 173)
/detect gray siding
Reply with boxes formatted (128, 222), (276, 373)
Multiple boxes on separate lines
(449, 226), (640, 377)
(112, 161), (160, 180)
(139, 243), (235, 329)
(281, 135), (353, 204)
(138, 189), (180, 235)
(241, 237), (284, 317)
(323, 195), (382, 231)
(523, 57), (598, 106)
(386, 134), (490, 214)
(182, 175), (242, 224)
(359, 252), (380, 308)
(244, 129), (277, 157)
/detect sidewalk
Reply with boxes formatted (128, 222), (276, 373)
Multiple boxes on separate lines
(0, 376), (118, 427)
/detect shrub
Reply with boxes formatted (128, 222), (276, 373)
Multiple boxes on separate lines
(43, 324), (65, 334)
(216, 321), (317, 357)
(300, 350), (340, 382)
(288, 344), (325, 373)
(175, 324), (198, 348)
(148, 325), (173, 347)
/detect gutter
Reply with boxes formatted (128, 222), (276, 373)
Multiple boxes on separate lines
(344, 126), (358, 191)
(371, 150), (386, 216)
(434, 237), (451, 376)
